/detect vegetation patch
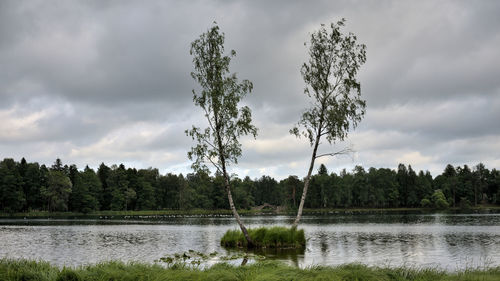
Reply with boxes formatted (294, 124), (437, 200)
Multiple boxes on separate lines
(155, 250), (266, 268)
(221, 226), (305, 249)
(1, 259), (500, 281)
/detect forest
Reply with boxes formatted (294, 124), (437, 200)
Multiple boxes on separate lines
(0, 157), (498, 213)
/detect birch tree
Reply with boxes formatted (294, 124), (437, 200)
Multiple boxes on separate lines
(292, 19), (367, 228)
(186, 24), (257, 246)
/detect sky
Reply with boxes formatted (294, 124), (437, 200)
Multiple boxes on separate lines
(1, 0), (499, 179)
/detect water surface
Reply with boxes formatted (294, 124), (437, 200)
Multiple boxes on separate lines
(0, 212), (499, 270)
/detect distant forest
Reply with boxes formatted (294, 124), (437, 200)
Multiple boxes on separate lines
(0, 157), (499, 213)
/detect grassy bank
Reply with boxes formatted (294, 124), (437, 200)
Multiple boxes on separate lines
(1, 259), (499, 281)
(221, 227), (305, 248)
(0, 209), (243, 218)
(1, 206), (499, 219)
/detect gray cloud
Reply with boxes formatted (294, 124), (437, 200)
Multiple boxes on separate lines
(0, 0), (499, 179)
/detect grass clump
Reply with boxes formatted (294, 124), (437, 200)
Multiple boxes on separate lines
(221, 226), (305, 248)
(1, 259), (500, 281)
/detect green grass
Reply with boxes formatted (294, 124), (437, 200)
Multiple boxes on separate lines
(221, 226), (306, 249)
(1, 259), (499, 281)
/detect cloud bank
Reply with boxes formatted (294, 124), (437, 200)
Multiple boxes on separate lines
(1, 0), (499, 179)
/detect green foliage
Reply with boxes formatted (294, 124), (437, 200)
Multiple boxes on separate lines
(232, 177), (255, 210)
(56, 268), (81, 281)
(186, 23), (257, 173)
(459, 197), (472, 210)
(420, 198), (432, 208)
(0, 259), (59, 281)
(24, 162), (44, 211)
(97, 163), (111, 210)
(0, 159), (25, 213)
(1, 157), (500, 213)
(221, 227), (306, 249)
(307, 165), (331, 208)
(135, 180), (154, 210)
(70, 167), (101, 213)
(1, 259), (499, 281)
(291, 19), (367, 227)
(280, 176), (303, 209)
(186, 23), (257, 244)
(432, 189), (449, 209)
(291, 19), (367, 145)
(41, 170), (72, 212)
(107, 165), (129, 211)
(254, 176), (281, 206)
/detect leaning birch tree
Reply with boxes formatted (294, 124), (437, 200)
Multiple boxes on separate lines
(186, 24), (256, 246)
(292, 19), (367, 228)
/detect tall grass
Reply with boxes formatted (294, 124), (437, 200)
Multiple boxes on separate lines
(221, 226), (306, 248)
(1, 259), (499, 281)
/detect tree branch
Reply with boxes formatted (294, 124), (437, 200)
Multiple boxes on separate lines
(202, 138), (217, 151)
(205, 152), (222, 173)
(315, 146), (354, 159)
(203, 106), (216, 133)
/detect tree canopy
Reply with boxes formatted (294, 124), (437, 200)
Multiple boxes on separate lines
(0, 157), (499, 214)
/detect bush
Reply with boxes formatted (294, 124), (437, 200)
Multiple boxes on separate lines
(420, 198), (432, 208)
(431, 190), (449, 210)
(221, 226), (305, 249)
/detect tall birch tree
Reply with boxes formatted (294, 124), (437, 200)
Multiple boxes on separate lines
(292, 19), (367, 228)
(186, 24), (256, 246)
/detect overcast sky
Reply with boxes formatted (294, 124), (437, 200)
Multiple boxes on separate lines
(1, 0), (499, 179)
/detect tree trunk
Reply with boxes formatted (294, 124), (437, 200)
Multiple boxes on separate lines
(223, 171), (254, 247)
(474, 185), (477, 206)
(293, 131), (321, 228)
(452, 187), (456, 208)
(214, 116), (254, 247)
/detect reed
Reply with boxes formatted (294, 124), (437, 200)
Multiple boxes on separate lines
(1, 259), (499, 281)
(221, 226), (306, 248)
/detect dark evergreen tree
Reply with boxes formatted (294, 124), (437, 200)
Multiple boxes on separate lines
(211, 173), (228, 209)
(406, 165), (419, 207)
(24, 162), (43, 210)
(97, 163), (112, 210)
(254, 176), (280, 206)
(51, 158), (64, 172)
(107, 164), (129, 211)
(70, 168), (100, 213)
(156, 173), (181, 209)
(473, 163), (488, 204)
(415, 170), (433, 204)
(0, 159), (25, 213)
(136, 178), (155, 210)
(280, 176), (302, 209)
(442, 164), (458, 207)
(396, 164), (409, 207)
(233, 176), (255, 210)
(68, 164), (78, 186)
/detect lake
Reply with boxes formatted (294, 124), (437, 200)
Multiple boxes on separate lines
(0, 212), (499, 271)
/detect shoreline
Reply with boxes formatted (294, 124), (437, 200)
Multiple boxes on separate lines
(1, 259), (499, 281)
(1, 206), (499, 219)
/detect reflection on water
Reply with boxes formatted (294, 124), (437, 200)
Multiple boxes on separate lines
(0, 213), (499, 271)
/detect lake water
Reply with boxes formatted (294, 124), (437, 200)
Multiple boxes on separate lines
(0, 212), (499, 271)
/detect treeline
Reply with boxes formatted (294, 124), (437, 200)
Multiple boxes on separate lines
(0, 157), (499, 213)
